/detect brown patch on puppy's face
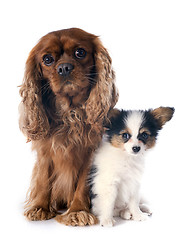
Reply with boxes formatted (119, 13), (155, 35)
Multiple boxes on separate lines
(111, 134), (124, 148)
(110, 129), (131, 149)
(138, 128), (156, 149)
(145, 136), (156, 149)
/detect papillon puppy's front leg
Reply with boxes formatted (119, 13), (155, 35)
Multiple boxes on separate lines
(128, 197), (149, 221)
(98, 186), (117, 227)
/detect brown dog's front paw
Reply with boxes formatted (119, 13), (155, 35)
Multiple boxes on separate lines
(55, 211), (98, 226)
(24, 207), (56, 221)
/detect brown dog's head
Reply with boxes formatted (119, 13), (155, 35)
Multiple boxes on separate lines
(38, 28), (98, 106)
(19, 28), (118, 140)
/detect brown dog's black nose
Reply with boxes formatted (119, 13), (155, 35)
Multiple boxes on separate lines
(132, 146), (141, 153)
(57, 63), (74, 77)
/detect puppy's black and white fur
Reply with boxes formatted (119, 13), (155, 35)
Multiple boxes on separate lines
(89, 107), (174, 226)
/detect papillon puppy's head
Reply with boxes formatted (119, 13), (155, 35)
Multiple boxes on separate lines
(106, 107), (174, 156)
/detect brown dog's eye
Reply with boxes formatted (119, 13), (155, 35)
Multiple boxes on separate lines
(43, 54), (54, 66)
(74, 48), (86, 59)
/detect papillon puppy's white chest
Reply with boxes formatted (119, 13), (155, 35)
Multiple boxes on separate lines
(89, 107), (174, 227)
(93, 140), (145, 206)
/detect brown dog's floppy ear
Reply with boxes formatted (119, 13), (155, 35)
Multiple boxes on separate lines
(85, 38), (119, 126)
(150, 107), (175, 129)
(19, 46), (50, 140)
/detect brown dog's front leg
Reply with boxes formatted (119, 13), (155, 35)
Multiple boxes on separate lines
(24, 153), (56, 221)
(55, 153), (98, 226)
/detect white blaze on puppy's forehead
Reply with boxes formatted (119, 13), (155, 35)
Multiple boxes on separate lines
(125, 111), (145, 137)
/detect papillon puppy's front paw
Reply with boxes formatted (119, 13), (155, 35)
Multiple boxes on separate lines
(100, 217), (115, 227)
(120, 209), (132, 220)
(131, 212), (149, 221)
(139, 203), (152, 216)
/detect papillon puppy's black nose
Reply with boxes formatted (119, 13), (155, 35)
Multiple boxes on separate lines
(57, 63), (74, 77)
(132, 146), (141, 153)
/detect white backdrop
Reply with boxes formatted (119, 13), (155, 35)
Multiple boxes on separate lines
(1, 0), (185, 239)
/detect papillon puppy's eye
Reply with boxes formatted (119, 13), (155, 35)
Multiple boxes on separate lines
(141, 132), (149, 139)
(75, 48), (87, 59)
(138, 132), (149, 144)
(43, 54), (55, 66)
(122, 133), (131, 142)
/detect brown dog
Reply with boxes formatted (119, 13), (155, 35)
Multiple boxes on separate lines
(19, 28), (118, 226)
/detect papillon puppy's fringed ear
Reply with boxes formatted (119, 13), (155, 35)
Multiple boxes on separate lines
(89, 107), (174, 227)
(150, 107), (175, 130)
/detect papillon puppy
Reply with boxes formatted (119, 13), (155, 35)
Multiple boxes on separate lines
(88, 107), (174, 227)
